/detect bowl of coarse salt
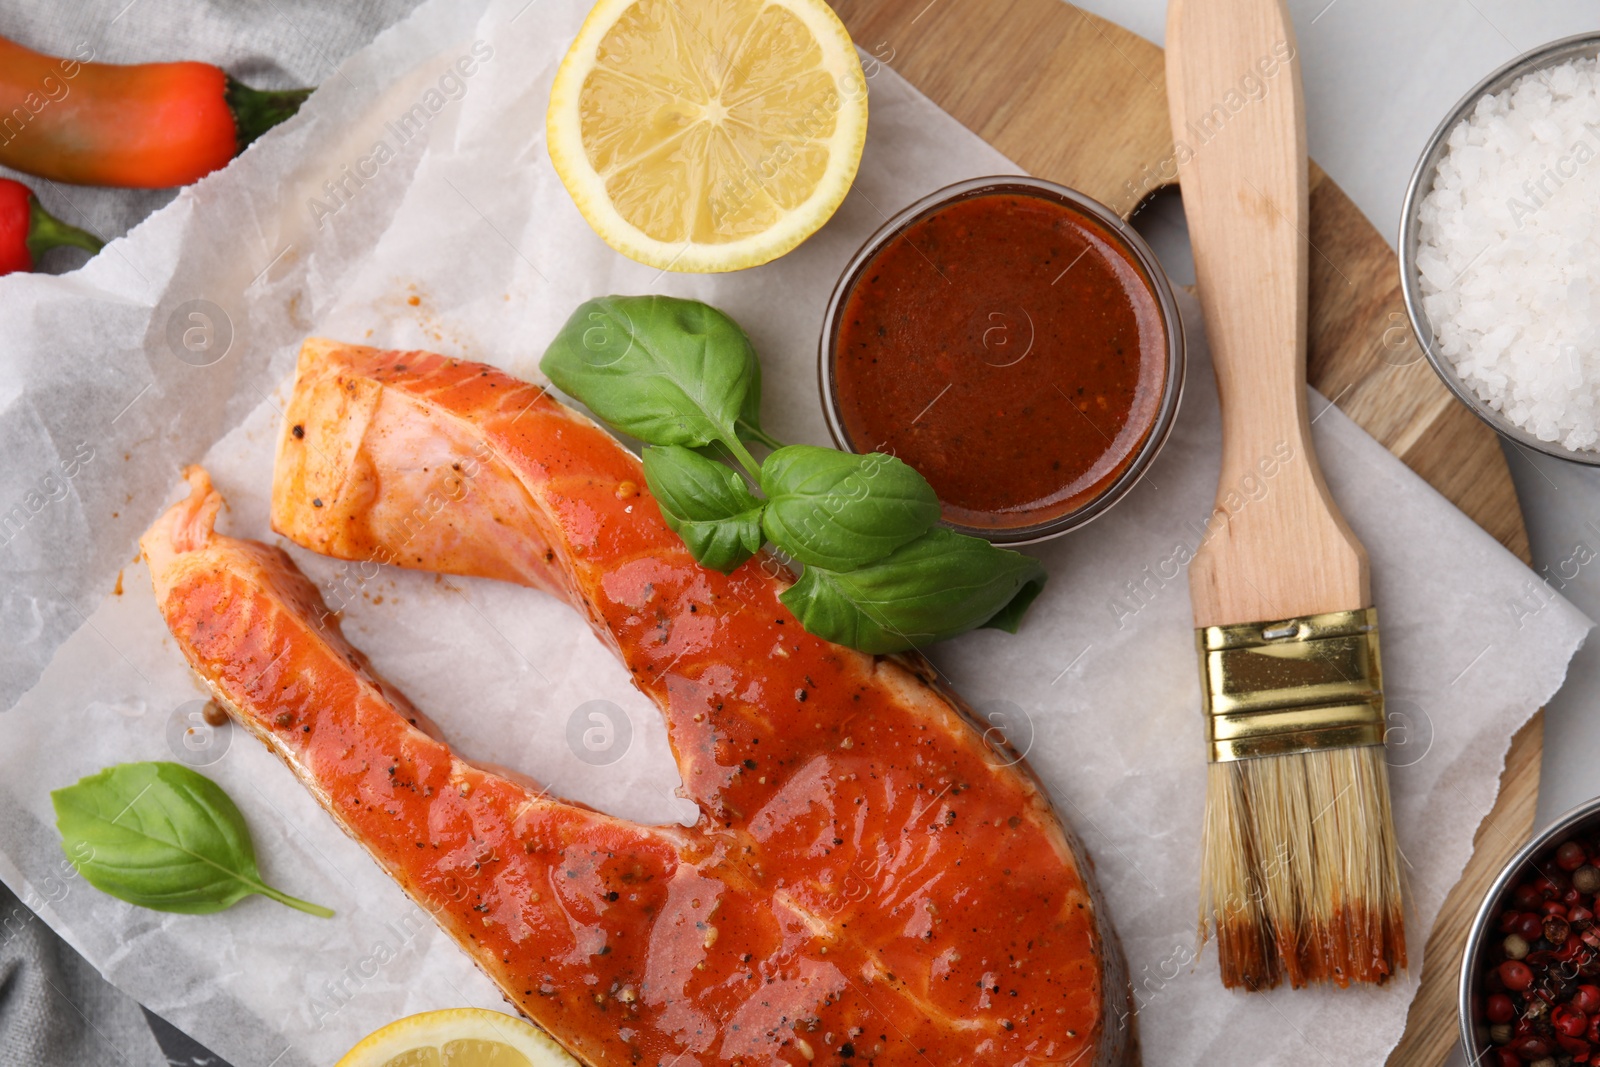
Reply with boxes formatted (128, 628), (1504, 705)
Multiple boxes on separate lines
(1400, 32), (1600, 463)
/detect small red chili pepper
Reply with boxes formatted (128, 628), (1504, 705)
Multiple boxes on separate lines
(0, 35), (311, 187)
(0, 177), (102, 274)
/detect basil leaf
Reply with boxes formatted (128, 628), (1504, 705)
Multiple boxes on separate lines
(760, 445), (941, 570)
(739, 340), (764, 434)
(540, 295), (758, 451)
(643, 445), (766, 573)
(779, 528), (1047, 653)
(51, 761), (333, 918)
(980, 574), (1047, 633)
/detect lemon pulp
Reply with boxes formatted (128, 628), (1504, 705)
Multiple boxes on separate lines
(335, 1009), (577, 1067)
(379, 1038), (532, 1066)
(549, 0), (868, 272)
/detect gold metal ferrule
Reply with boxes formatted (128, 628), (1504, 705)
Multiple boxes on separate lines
(1197, 607), (1384, 762)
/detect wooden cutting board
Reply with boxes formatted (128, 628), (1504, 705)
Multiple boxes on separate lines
(827, 1), (1543, 1062)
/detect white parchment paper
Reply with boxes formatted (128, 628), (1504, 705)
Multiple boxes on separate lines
(0, 0), (1589, 1064)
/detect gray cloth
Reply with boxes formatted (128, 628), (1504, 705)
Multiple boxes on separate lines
(0, 879), (165, 1067)
(0, 1), (427, 1061)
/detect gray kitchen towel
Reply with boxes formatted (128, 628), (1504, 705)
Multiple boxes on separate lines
(0, 878), (166, 1067)
(0, 1), (427, 1062)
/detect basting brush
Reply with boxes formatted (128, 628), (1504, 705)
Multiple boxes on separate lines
(1166, 0), (1406, 989)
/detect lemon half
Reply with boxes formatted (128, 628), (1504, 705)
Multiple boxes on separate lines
(334, 1008), (578, 1067)
(548, 0), (869, 272)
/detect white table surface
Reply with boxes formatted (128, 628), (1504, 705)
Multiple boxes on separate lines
(1069, 3), (1600, 1059)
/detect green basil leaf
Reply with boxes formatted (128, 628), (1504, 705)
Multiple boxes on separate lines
(739, 341), (764, 433)
(779, 528), (1047, 653)
(642, 445), (766, 573)
(540, 295), (758, 450)
(980, 574), (1047, 633)
(760, 445), (941, 570)
(51, 761), (333, 918)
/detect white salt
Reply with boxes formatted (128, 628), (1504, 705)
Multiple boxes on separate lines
(1416, 56), (1600, 451)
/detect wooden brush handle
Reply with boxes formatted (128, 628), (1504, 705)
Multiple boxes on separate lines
(1166, 0), (1369, 627)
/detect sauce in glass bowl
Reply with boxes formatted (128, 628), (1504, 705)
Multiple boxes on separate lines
(820, 177), (1183, 542)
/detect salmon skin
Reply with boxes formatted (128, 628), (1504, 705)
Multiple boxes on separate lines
(143, 337), (1132, 1066)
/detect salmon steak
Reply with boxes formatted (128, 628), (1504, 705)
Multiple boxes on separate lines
(140, 337), (1132, 1066)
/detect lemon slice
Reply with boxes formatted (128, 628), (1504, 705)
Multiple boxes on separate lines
(548, 0), (868, 273)
(334, 1008), (578, 1067)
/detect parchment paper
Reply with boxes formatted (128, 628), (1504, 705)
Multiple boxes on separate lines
(0, 0), (1589, 1063)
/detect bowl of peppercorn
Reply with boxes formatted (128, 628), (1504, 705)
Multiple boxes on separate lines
(1462, 797), (1600, 1065)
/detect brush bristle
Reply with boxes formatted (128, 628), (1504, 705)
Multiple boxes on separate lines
(1199, 747), (1405, 989)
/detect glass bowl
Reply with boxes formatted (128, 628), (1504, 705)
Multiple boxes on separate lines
(817, 175), (1186, 544)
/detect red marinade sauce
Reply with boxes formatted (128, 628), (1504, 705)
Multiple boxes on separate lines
(831, 190), (1168, 531)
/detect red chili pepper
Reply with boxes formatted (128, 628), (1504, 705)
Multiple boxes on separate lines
(0, 35), (311, 187)
(0, 178), (102, 274)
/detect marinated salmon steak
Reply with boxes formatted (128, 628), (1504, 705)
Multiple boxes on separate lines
(142, 338), (1131, 1066)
